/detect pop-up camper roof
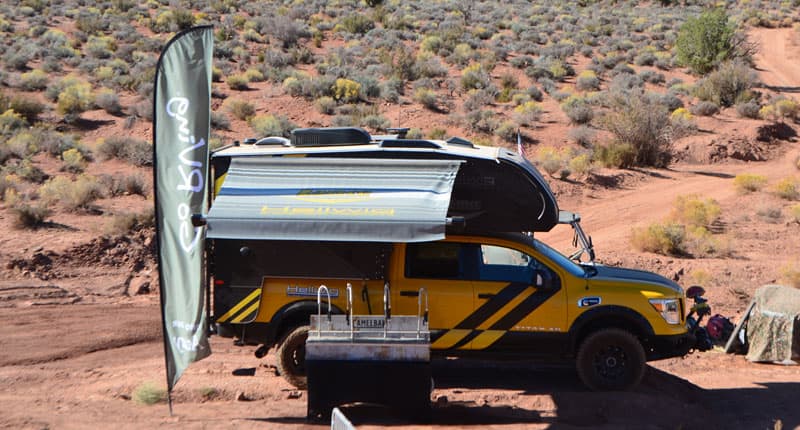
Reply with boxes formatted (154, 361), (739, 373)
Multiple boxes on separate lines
(206, 128), (559, 242)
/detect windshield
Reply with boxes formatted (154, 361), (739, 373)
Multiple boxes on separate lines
(533, 238), (586, 278)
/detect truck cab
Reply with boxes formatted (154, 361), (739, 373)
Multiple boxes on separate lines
(206, 128), (693, 391)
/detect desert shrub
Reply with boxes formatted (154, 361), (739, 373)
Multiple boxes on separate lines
(6, 158), (47, 183)
(414, 88), (439, 111)
(761, 97), (800, 123)
(494, 120), (517, 143)
(56, 80), (94, 123)
(676, 9), (750, 75)
(7, 97), (44, 123)
(226, 73), (249, 90)
(670, 108), (696, 138)
(0, 110), (28, 136)
(631, 222), (687, 255)
(462, 109), (497, 133)
(119, 174), (148, 197)
(733, 173), (767, 193)
(526, 86), (543, 102)
(568, 153), (593, 177)
(534, 146), (567, 177)
(336, 14), (374, 35)
(95, 88), (122, 115)
(686, 226), (734, 257)
(361, 114), (390, 132)
(19, 69), (48, 91)
(85, 35), (116, 59)
(690, 101), (720, 117)
(106, 208), (155, 235)
(600, 92), (672, 167)
(244, 68), (265, 83)
(9, 199), (51, 229)
(210, 111), (230, 130)
(773, 177), (800, 200)
(132, 382), (167, 406)
(671, 194), (721, 228)
(781, 263), (800, 289)
(594, 142), (635, 168)
(735, 100), (761, 118)
(561, 95), (594, 124)
(224, 99), (255, 121)
(756, 205), (783, 223)
(249, 114), (296, 138)
(460, 64), (491, 91)
(513, 101), (542, 127)
(332, 78), (361, 103)
(575, 70), (600, 91)
(61, 148), (86, 173)
(790, 204), (800, 224)
(97, 136), (152, 166)
(692, 60), (757, 107)
(428, 128), (447, 140)
(568, 125), (595, 147)
(405, 128), (424, 140)
(3, 131), (39, 161)
(39, 174), (103, 212)
(314, 96), (336, 115)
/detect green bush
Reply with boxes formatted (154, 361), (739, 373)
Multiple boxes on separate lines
(535, 146), (567, 177)
(676, 9), (750, 75)
(631, 222), (687, 255)
(513, 101), (542, 127)
(336, 14), (374, 35)
(0, 109), (28, 136)
(460, 64), (491, 91)
(249, 114), (295, 137)
(97, 136), (151, 166)
(733, 173), (767, 193)
(7, 97), (44, 123)
(494, 120), (517, 143)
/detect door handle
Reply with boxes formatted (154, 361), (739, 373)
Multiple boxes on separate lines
(478, 293), (495, 299)
(400, 290), (419, 297)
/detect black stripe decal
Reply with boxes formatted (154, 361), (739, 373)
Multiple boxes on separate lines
(455, 282), (529, 329)
(449, 330), (482, 349)
(490, 284), (561, 330)
(429, 329), (447, 344)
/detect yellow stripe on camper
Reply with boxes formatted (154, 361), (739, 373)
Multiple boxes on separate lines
(216, 288), (261, 323)
(469, 330), (506, 350)
(431, 329), (472, 349)
(231, 300), (260, 323)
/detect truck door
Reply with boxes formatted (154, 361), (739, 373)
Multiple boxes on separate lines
(467, 243), (567, 351)
(395, 242), (477, 351)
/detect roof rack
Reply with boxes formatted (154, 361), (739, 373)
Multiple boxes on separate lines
(291, 127), (371, 147)
(379, 139), (443, 149)
(446, 136), (476, 149)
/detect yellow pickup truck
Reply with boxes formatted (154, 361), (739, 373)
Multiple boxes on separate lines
(205, 128), (694, 391)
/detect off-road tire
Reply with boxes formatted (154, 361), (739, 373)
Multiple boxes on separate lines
(576, 328), (646, 391)
(276, 325), (309, 389)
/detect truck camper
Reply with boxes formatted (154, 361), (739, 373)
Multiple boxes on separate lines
(204, 127), (697, 391)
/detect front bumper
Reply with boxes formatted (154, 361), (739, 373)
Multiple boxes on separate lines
(642, 332), (695, 361)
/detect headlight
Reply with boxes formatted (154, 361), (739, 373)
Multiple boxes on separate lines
(649, 298), (681, 325)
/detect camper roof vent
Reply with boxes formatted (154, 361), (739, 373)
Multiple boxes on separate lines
(379, 139), (443, 149)
(291, 127), (371, 147)
(255, 136), (291, 146)
(446, 136), (476, 148)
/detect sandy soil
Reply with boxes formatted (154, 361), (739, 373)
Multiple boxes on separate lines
(1, 28), (800, 430)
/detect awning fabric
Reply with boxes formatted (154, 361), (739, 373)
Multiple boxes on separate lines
(206, 157), (462, 242)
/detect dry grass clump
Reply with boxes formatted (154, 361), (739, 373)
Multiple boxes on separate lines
(105, 208), (154, 235)
(790, 204), (800, 224)
(781, 263), (800, 289)
(631, 222), (687, 256)
(772, 177), (800, 200)
(38, 175), (103, 212)
(671, 194), (721, 228)
(733, 173), (767, 194)
(132, 381), (167, 406)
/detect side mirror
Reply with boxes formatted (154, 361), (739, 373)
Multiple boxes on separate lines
(532, 271), (545, 288)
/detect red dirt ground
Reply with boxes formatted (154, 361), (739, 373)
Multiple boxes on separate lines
(1, 28), (799, 430)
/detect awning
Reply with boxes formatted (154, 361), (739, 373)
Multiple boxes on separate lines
(206, 157), (462, 242)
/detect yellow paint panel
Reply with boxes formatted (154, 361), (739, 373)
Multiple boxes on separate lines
(216, 288), (261, 323)
(476, 287), (533, 330)
(431, 329), (472, 349)
(470, 330), (506, 350)
(214, 172), (227, 198)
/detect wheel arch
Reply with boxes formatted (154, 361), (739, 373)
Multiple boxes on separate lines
(265, 300), (344, 347)
(568, 305), (654, 355)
